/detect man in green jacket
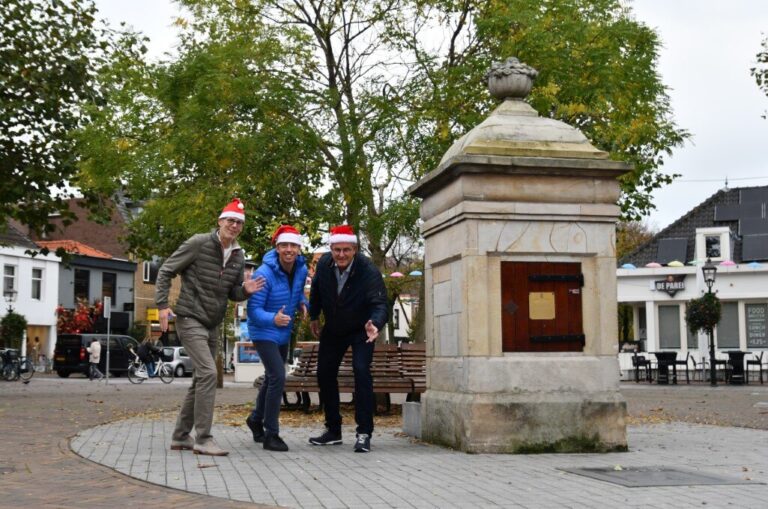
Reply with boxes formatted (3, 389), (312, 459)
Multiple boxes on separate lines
(156, 198), (265, 456)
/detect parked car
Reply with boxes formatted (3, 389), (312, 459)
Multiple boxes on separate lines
(53, 333), (139, 378)
(162, 346), (193, 378)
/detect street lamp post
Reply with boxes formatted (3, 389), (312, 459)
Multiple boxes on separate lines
(702, 258), (718, 387)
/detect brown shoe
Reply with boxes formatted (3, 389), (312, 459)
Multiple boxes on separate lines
(193, 440), (229, 456)
(170, 436), (194, 451)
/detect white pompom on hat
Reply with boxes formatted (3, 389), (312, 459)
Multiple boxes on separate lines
(272, 224), (303, 247)
(328, 224), (357, 244)
(219, 198), (245, 221)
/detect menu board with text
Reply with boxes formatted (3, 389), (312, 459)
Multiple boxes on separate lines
(746, 304), (768, 348)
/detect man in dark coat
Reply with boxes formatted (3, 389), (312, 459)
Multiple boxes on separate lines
(308, 224), (388, 453)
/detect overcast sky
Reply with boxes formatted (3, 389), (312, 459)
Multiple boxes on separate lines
(93, 0), (768, 231)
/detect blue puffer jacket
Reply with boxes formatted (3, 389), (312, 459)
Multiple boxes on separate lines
(247, 249), (308, 345)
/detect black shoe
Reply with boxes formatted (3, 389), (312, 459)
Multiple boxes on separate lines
(308, 429), (342, 446)
(245, 416), (265, 443)
(354, 433), (371, 453)
(263, 434), (289, 452)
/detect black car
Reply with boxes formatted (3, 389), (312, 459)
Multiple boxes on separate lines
(53, 333), (140, 378)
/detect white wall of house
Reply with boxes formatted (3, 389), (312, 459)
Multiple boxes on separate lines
(1, 244), (60, 360)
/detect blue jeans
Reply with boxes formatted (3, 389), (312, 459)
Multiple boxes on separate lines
(249, 341), (288, 436)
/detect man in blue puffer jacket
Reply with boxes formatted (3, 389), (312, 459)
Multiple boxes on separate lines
(245, 225), (308, 452)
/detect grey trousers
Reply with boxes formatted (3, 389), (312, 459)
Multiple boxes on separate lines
(172, 316), (219, 443)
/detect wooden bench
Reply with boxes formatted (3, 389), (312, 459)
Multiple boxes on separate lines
(256, 343), (426, 412)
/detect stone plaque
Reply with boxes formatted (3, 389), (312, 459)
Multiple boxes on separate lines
(529, 292), (555, 320)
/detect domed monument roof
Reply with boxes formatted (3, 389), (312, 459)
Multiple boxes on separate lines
(410, 57), (629, 200)
(440, 57), (608, 164)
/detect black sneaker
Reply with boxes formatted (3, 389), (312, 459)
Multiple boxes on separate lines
(245, 416), (265, 443)
(263, 434), (289, 452)
(354, 433), (371, 453)
(308, 429), (342, 446)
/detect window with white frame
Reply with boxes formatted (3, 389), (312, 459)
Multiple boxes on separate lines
(658, 305), (681, 349)
(3, 265), (16, 298)
(717, 302), (740, 349)
(393, 308), (400, 329)
(695, 227), (732, 262)
(31, 268), (43, 300)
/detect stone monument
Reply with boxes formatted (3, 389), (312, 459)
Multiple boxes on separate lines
(408, 57), (630, 453)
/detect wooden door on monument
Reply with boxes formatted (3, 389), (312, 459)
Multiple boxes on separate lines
(501, 261), (584, 352)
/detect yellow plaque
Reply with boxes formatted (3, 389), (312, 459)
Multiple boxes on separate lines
(146, 308), (159, 321)
(529, 292), (555, 320)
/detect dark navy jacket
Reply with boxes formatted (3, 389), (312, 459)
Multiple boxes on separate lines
(309, 252), (388, 342)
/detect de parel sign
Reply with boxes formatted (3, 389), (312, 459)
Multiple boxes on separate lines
(654, 275), (686, 297)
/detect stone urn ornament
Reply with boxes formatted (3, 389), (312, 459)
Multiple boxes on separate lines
(485, 57), (539, 100)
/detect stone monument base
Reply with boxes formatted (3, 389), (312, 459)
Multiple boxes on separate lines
(422, 390), (627, 453)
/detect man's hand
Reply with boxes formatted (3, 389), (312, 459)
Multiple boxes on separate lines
(365, 320), (379, 343)
(244, 276), (266, 295)
(274, 305), (291, 327)
(310, 320), (321, 339)
(159, 307), (174, 332)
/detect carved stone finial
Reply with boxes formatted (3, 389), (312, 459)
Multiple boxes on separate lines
(485, 57), (538, 100)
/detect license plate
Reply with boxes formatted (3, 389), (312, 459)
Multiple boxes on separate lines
(55, 356), (65, 361)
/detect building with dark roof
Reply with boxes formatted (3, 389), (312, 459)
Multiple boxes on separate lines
(617, 186), (768, 380)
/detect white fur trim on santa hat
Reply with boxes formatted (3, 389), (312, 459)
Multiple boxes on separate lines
(275, 232), (303, 247)
(329, 233), (358, 244)
(219, 210), (245, 221)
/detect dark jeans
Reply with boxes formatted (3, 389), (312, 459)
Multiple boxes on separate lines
(317, 338), (374, 435)
(249, 341), (288, 436)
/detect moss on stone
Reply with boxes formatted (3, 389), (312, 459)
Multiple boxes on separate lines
(512, 434), (628, 454)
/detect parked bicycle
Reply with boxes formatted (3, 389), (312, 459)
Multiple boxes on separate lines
(126, 346), (173, 384)
(1, 349), (34, 382)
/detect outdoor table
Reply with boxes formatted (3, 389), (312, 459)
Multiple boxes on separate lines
(652, 351), (678, 384)
(725, 351), (749, 385)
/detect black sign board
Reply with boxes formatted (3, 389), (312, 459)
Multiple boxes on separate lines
(654, 275), (686, 297)
(746, 304), (768, 348)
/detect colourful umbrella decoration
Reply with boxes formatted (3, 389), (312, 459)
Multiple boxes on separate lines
(719, 260), (736, 266)
(408, 270), (423, 276)
(645, 262), (662, 268)
(667, 260), (684, 267)
(620, 263), (636, 269)
(390, 272), (404, 277)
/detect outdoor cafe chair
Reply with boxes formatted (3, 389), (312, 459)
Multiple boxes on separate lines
(632, 353), (652, 383)
(746, 351), (764, 384)
(699, 356), (730, 383)
(673, 352), (692, 384)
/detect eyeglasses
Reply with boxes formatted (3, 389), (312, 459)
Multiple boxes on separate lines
(223, 218), (244, 226)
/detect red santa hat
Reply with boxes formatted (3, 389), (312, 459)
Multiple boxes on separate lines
(271, 224), (303, 247)
(219, 198), (245, 222)
(328, 224), (358, 245)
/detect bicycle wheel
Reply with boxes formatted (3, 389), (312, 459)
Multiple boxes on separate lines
(127, 363), (146, 384)
(158, 363), (174, 384)
(19, 359), (34, 381)
(3, 363), (18, 381)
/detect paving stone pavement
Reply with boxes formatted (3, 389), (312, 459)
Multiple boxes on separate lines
(71, 419), (768, 508)
(4, 375), (768, 508)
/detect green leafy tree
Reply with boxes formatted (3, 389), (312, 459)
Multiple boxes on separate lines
(1, 308), (28, 349)
(391, 0), (688, 221)
(78, 0), (685, 263)
(75, 4), (330, 259)
(0, 0), (107, 237)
